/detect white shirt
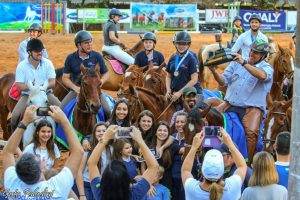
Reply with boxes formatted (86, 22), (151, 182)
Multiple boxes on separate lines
(23, 143), (60, 170)
(231, 29), (268, 60)
(184, 174), (242, 200)
(15, 57), (56, 95)
(18, 37), (48, 64)
(4, 166), (73, 200)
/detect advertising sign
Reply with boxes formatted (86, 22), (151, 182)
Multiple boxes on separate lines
(205, 9), (237, 24)
(0, 2), (41, 30)
(131, 3), (197, 30)
(240, 10), (286, 31)
(66, 8), (77, 23)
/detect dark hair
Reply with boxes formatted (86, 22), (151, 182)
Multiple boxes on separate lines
(275, 132), (290, 156)
(150, 121), (172, 169)
(16, 153), (41, 185)
(89, 121), (111, 172)
(31, 120), (55, 160)
(136, 110), (156, 145)
(112, 138), (132, 161)
(100, 160), (130, 200)
(109, 98), (131, 127)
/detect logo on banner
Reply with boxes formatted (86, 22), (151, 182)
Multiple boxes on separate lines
(243, 12), (281, 23)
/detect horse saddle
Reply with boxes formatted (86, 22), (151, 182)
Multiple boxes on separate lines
(102, 51), (128, 75)
(9, 82), (21, 101)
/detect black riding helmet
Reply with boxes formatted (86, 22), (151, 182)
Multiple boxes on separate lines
(142, 32), (157, 43)
(233, 16), (242, 23)
(249, 13), (262, 23)
(251, 39), (269, 55)
(27, 38), (44, 52)
(74, 30), (93, 47)
(109, 8), (122, 19)
(173, 31), (191, 45)
(28, 23), (42, 32)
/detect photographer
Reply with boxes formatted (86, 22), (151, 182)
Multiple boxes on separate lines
(88, 126), (159, 200)
(181, 128), (247, 200)
(3, 105), (84, 199)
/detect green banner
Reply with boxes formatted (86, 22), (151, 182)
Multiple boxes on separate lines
(77, 8), (109, 23)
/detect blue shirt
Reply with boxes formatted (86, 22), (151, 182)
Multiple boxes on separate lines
(226, 164), (252, 191)
(222, 60), (273, 110)
(134, 50), (165, 68)
(166, 52), (201, 92)
(142, 183), (170, 200)
(123, 158), (139, 182)
(275, 161), (289, 189)
(63, 51), (108, 85)
(91, 177), (150, 200)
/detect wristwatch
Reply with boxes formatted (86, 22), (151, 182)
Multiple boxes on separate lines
(17, 122), (27, 130)
(242, 60), (248, 66)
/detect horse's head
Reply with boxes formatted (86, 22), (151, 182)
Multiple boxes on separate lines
(78, 64), (101, 114)
(124, 85), (144, 123)
(27, 80), (48, 107)
(271, 99), (292, 126)
(143, 64), (166, 95)
(118, 65), (146, 94)
(127, 37), (144, 57)
(274, 45), (294, 82)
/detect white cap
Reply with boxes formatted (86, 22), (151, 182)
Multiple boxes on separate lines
(202, 149), (224, 180)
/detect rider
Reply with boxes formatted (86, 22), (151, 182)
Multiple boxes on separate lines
(209, 39), (273, 165)
(102, 8), (134, 65)
(134, 32), (165, 69)
(18, 23), (48, 63)
(11, 38), (60, 131)
(231, 15), (245, 46)
(61, 30), (111, 119)
(165, 31), (201, 110)
(232, 13), (268, 60)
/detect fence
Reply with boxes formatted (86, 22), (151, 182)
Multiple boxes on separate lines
(42, 3), (66, 33)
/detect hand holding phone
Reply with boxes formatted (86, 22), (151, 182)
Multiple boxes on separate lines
(116, 127), (132, 138)
(37, 107), (50, 116)
(202, 126), (222, 148)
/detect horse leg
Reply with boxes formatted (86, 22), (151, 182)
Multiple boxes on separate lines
(0, 104), (9, 140)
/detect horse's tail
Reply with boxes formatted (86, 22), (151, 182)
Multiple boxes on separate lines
(198, 46), (205, 84)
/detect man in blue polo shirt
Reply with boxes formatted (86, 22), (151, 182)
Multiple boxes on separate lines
(134, 32), (165, 69)
(61, 30), (110, 118)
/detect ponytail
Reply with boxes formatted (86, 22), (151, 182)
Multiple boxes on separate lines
(209, 181), (224, 200)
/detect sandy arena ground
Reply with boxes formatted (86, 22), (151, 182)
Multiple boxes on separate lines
(0, 32), (293, 189)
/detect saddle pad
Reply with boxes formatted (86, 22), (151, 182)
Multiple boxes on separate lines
(9, 82), (21, 101)
(108, 59), (124, 75)
(202, 89), (223, 100)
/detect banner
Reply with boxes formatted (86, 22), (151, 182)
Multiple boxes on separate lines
(131, 3), (197, 30)
(0, 2), (41, 30)
(240, 10), (286, 31)
(205, 9), (237, 24)
(66, 8), (77, 23)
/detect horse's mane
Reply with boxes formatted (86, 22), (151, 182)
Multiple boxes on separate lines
(274, 45), (293, 73)
(136, 86), (167, 106)
(55, 67), (64, 78)
(136, 86), (159, 97)
(131, 39), (143, 51)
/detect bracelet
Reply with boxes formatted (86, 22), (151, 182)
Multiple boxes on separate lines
(99, 138), (108, 145)
(242, 60), (248, 66)
(184, 143), (192, 148)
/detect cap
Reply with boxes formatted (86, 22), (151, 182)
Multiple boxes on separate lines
(183, 87), (197, 96)
(202, 149), (224, 180)
(216, 143), (231, 154)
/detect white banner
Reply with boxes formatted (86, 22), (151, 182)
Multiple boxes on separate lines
(66, 8), (77, 23)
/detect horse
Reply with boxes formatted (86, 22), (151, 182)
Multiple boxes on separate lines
(138, 13), (146, 24)
(101, 37), (144, 91)
(143, 64), (167, 95)
(158, 13), (164, 24)
(24, 5), (41, 21)
(23, 81), (56, 148)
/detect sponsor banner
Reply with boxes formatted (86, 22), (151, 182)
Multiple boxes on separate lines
(131, 3), (197, 30)
(66, 8), (77, 23)
(240, 10), (286, 31)
(0, 2), (41, 30)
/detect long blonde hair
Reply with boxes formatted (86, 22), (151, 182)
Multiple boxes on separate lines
(249, 151), (278, 186)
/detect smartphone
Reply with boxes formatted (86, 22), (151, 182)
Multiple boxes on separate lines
(116, 127), (132, 138)
(149, 148), (160, 159)
(203, 126), (221, 137)
(37, 107), (50, 116)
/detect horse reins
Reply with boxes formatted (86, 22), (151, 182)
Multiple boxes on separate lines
(155, 100), (174, 122)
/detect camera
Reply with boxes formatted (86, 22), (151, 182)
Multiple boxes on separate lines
(116, 127), (132, 138)
(37, 107), (50, 116)
(204, 126), (221, 136)
(202, 126), (221, 148)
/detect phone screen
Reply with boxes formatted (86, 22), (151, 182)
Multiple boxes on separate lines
(204, 126), (220, 136)
(37, 107), (50, 116)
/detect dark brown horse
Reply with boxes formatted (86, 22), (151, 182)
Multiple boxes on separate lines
(72, 64), (102, 136)
(102, 37), (144, 91)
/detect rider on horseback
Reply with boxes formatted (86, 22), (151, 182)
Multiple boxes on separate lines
(232, 13), (268, 60)
(61, 30), (111, 119)
(209, 39), (273, 165)
(231, 16), (245, 46)
(134, 32), (165, 69)
(18, 23), (48, 63)
(165, 31), (202, 110)
(11, 38), (60, 131)
(102, 8), (134, 65)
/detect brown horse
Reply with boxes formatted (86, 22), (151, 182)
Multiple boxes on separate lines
(101, 37), (144, 91)
(72, 64), (102, 136)
(143, 64), (167, 95)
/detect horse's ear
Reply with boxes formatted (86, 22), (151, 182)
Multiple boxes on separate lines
(80, 64), (87, 74)
(95, 63), (100, 73)
(266, 93), (273, 110)
(139, 34), (142, 39)
(199, 105), (211, 118)
(282, 99), (292, 111)
(278, 45), (284, 53)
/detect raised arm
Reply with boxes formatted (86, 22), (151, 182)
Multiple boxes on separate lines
(48, 106), (84, 178)
(209, 66), (225, 86)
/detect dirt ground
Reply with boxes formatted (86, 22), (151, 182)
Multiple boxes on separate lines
(0, 32), (293, 190)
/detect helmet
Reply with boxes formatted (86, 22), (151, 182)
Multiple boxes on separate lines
(233, 16), (242, 23)
(142, 32), (156, 43)
(173, 31), (191, 44)
(28, 23), (42, 32)
(74, 30), (93, 46)
(292, 31), (296, 39)
(109, 8), (122, 19)
(27, 38), (44, 52)
(251, 39), (269, 55)
(249, 13), (262, 23)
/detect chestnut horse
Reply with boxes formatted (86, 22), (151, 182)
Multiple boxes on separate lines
(143, 64), (167, 95)
(101, 37), (144, 91)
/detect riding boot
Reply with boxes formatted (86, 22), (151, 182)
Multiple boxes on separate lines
(100, 93), (111, 120)
(242, 107), (263, 165)
(10, 95), (28, 131)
